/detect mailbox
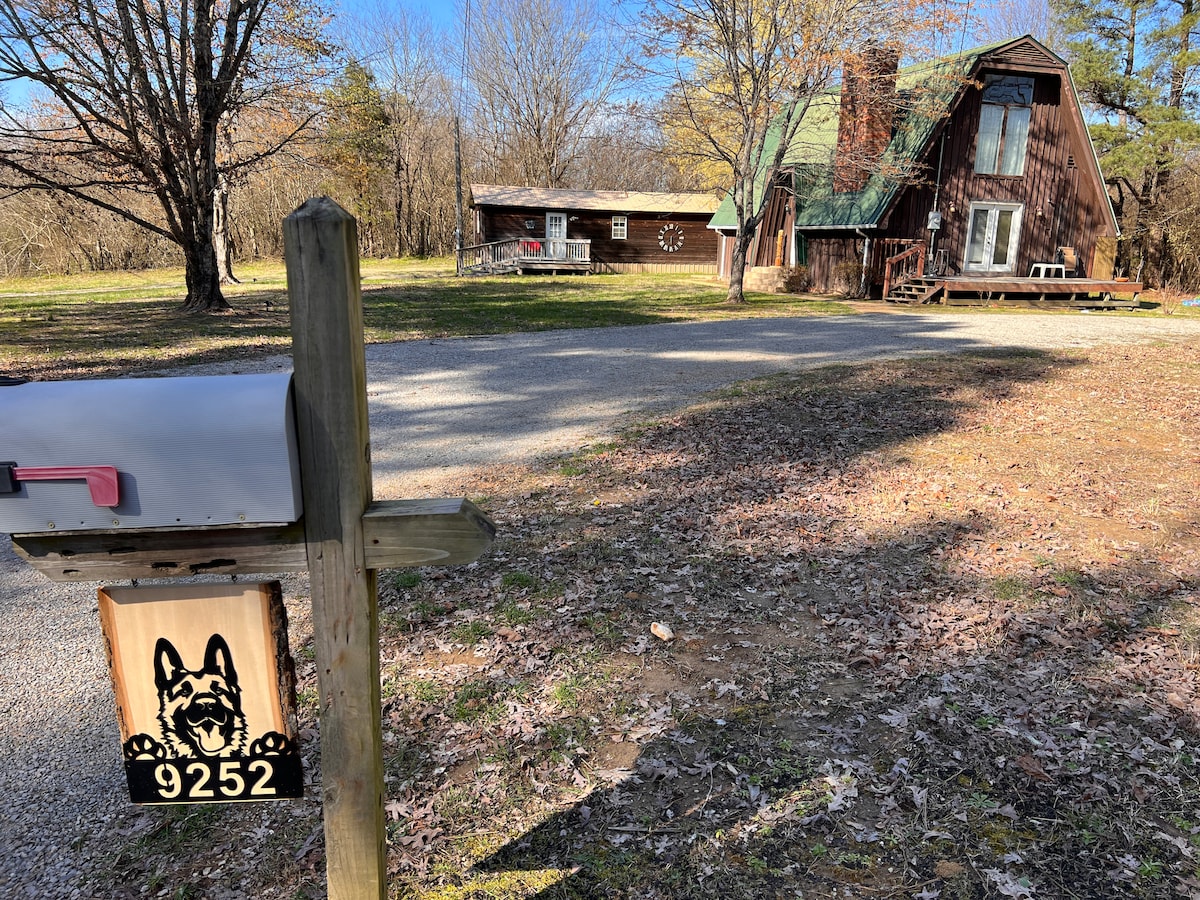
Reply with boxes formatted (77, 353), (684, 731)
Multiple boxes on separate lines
(0, 373), (303, 533)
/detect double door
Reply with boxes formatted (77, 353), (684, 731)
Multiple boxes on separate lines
(963, 202), (1022, 274)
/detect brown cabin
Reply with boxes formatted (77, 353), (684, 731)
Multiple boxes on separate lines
(709, 36), (1137, 306)
(463, 185), (720, 275)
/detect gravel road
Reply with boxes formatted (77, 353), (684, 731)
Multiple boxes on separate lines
(2, 309), (1197, 897)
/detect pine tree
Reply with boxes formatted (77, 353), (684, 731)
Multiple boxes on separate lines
(1053, 0), (1200, 282)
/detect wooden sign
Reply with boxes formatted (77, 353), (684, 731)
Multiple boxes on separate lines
(98, 582), (303, 804)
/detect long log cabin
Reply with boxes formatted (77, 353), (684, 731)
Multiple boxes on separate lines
(464, 185), (720, 275)
(709, 36), (1140, 306)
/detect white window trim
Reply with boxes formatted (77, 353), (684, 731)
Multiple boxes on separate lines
(611, 215), (628, 240)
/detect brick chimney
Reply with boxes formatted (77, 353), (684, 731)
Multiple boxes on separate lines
(833, 44), (900, 193)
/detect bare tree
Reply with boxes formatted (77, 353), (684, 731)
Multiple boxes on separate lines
(339, 4), (459, 256)
(643, 0), (855, 302)
(467, 0), (622, 188)
(973, 0), (1059, 47)
(229, 153), (327, 261)
(570, 110), (706, 192)
(0, 0), (326, 310)
(0, 179), (179, 275)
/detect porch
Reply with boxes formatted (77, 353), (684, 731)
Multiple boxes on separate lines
(457, 238), (591, 275)
(880, 240), (1141, 308)
(888, 274), (1143, 308)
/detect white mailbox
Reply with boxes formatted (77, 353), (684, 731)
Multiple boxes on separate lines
(0, 372), (303, 533)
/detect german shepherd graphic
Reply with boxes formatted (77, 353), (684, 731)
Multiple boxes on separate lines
(153, 633), (248, 758)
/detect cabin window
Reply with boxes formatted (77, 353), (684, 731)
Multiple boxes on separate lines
(975, 75), (1033, 176)
(794, 233), (808, 266)
(612, 216), (628, 239)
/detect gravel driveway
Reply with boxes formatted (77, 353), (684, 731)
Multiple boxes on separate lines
(2, 309), (1197, 897)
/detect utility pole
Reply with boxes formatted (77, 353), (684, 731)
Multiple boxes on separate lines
(455, 114), (465, 275)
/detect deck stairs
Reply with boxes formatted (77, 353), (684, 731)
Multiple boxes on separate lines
(887, 276), (943, 304)
(461, 258), (518, 276)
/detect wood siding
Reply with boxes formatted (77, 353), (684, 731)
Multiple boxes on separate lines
(477, 207), (718, 270)
(805, 236), (862, 291)
(766, 42), (1119, 295)
(753, 183), (794, 266)
(888, 64), (1114, 283)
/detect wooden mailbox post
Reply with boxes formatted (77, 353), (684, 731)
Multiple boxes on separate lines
(10, 197), (494, 900)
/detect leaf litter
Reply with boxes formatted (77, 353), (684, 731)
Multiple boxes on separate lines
(90, 342), (1200, 899)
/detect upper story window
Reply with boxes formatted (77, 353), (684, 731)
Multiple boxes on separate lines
(612, 215), (628, 239)
(975, 75), (1034, 176)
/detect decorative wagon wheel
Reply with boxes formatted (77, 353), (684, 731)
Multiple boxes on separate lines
(657, 222), (685, 253)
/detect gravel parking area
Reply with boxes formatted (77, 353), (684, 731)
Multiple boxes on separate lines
(1, 309), (1197, 897)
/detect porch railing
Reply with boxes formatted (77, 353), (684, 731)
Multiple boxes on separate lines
(881, 240), (926, 298)
(457, 238), (591, 273)
(519, 238), (590, 262)
(458, 238), (521, 274)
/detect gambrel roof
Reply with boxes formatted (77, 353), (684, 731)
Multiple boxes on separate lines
(709, 36), (1116, 234)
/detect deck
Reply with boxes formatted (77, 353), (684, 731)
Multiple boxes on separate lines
(888, 275), (1143, 308)
(457, 238), (591, 275)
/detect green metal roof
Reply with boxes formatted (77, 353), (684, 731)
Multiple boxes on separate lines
(708, 39), (1014, 232)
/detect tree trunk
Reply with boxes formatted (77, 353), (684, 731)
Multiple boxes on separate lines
(182, 237), (230, 311)
(1130, 165), (1164, 285)
(391, 149), (407, 256)
(214, 176), (239, 285)
(405, 184), (416, 254)
(393, 195), (404, 257)
(725, 230), (754, 303)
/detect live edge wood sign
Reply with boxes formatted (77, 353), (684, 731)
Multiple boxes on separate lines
(2, 198), (495, 900)
(99, 581), (306, 805)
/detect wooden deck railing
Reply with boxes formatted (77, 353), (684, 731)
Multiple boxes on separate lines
(881, 241), (926, 298)
(457, 238), (591, 273)
(457, 238), (522, 274)
(524, 238), (591, 262)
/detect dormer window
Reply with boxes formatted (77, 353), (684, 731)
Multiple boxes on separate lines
(975, 75), (1034, 176)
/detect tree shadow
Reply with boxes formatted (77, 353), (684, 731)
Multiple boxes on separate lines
(0, 293), (293, 379)
(466, 516), (1197, 898)
(416, 347), (1198, 898)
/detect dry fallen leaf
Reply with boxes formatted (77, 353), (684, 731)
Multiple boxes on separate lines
(1015, 754), (1054, 783)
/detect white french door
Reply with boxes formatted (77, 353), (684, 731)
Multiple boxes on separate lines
(963, 202), (1023, 274)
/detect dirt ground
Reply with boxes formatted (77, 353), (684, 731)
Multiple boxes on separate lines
(95, 341), (1199, 899)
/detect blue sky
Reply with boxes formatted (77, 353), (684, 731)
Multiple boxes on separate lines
(332, 0), (461, 32)
(399, 1), (456, 26)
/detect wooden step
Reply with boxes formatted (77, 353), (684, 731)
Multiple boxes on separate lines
(887, 277), (942, 303)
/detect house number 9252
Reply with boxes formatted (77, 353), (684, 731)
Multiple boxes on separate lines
(152, 759), (277, 800)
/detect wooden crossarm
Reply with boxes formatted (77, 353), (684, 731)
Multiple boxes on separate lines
(9, 498), (495, 582)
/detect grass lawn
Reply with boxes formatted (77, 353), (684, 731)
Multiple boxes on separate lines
(0, 258), (855, 380)
(1, 257), (1186, 380)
